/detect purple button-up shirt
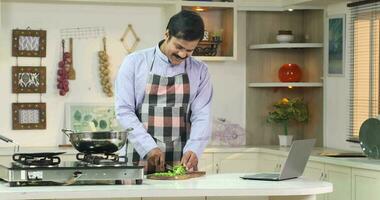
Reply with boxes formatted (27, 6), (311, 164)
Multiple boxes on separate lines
(115, 43), (213, 159)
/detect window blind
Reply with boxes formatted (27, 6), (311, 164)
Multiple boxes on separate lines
(347, 0), (380, 142)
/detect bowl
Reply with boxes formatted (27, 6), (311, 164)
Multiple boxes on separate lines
(276, 34), (294, 43)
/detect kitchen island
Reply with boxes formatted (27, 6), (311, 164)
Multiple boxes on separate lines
(0, 173), (332, 200)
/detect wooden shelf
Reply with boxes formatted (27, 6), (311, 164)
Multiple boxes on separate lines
(249, 43), (323, 50)
(194, 56), (236, 61)
(248, 82), (323, 88)
(181, 1), (235, 8)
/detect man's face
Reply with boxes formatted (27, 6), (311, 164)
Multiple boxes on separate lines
(163, 33), (199, 65)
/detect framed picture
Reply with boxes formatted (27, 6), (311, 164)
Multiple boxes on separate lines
(63, 103), (123, 144)
(328, 15), (345, 76)
(12, 103), (46, 130)
(12, 29), (46, 57)
(12, 66), (46, 93)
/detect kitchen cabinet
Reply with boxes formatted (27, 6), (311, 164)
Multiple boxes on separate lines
(143, 198), (204, 200)
(351, 168), (380, 200)
(245, 10), (324, 146)
(256, 153), (285, 172)
(303, 161), (351, 200)
(207, 196), (267, 200)
(213, 152), (259, 173)
(198, 152), (214, 174)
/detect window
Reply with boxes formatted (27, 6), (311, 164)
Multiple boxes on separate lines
(348, 1), (380, 142)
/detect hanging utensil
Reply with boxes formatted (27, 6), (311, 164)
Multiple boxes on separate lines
(0, 134), (20, 152)
(68, 37), (76, 80)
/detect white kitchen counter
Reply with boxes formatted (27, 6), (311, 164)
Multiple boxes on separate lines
(1, 145), (380, 170)
(0, 173), (332, 200)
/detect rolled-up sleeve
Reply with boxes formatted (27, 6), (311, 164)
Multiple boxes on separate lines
(115, 56), (157, 159)
(183, 64), (213, 159)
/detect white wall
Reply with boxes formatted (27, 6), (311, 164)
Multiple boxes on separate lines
(0, 2), (246, 147)
(324, 2), (361, 151)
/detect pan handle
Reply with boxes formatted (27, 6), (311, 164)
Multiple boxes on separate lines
(0, 134), (14, 143)
(0, 134), (20, 152)
(61, 129), (75, 137)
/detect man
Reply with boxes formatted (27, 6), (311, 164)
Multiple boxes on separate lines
(115, 10), (213, 173)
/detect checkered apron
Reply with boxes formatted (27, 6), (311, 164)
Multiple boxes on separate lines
(126, 50), (190, 172)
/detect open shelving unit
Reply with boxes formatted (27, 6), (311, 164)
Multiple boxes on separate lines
(245, 10), (324, 147)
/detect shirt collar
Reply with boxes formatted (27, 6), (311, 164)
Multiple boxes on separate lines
(155, 40), (187, 67)
(156, 40), (170, 64)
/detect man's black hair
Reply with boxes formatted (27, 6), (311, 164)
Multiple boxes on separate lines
(166, 10), (205, 41)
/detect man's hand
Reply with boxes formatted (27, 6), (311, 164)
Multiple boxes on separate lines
(146, 147), (164, 172)
(181, 151), (198, 171)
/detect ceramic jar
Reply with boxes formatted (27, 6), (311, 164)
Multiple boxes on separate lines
(276, 30), (294, 43)
(278, 64), (302, 82)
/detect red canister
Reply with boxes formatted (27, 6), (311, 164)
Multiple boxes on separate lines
(278, 64), (302, 82)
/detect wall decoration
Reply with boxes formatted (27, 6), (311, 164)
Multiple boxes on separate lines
(12, 66), (46, 93)
(12, 103), (46, 130)
(98, 37), (113, 97)
(210, 118), (246, 146)
(65, 103), (122, 132)
(328, 15), (345, 76)
(12, 29), (46, 57)
(60, 26), (105, 40)
(202, 31), (209, 41)
(120, 24), (140, 54)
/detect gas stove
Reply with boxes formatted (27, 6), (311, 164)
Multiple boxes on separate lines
(0, 152), (144, 187)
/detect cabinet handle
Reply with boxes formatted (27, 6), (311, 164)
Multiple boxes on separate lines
(324, 173), (327, 180)
(216, 163), (219, 174)
(320, 172), (324, 180)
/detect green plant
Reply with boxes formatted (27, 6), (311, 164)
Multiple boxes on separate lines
(267, 97), (309, 135)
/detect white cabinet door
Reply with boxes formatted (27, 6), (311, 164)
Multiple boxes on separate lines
(256, 153), (283, 172)
(207, 197), (267, 200)
(324, 164), (351, 200)
(301, 161), (325, 200)
(352, 168), (380, 200)
(143, 198), (204, 200)
(198, 153), (214, 174)
(303, 161), (325, 180)
(214, 152), (260, 173)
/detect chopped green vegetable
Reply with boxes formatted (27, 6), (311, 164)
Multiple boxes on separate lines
(153, 164), (187, 177)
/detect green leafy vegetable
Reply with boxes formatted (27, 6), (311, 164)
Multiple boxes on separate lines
(153, 164), (187, 177)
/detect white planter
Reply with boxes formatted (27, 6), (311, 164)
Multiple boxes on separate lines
(278, 135), (293, 147)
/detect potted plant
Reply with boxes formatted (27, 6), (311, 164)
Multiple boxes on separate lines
(267, 97), (309, 146)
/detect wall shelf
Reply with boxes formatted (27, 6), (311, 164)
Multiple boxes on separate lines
(248, 82), (323, 88)
(249, 43), (323, 50)
(180, 1), (235, 8)
(195, 56), (236, 61)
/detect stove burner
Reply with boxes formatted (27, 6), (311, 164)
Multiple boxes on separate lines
(12, 152), (64, 166)
(76, 153), (127, 166)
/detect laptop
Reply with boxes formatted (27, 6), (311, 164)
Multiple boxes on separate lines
(241, 139), (316, 181)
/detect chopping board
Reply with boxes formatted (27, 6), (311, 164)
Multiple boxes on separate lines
(147, 171), (206, 180)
